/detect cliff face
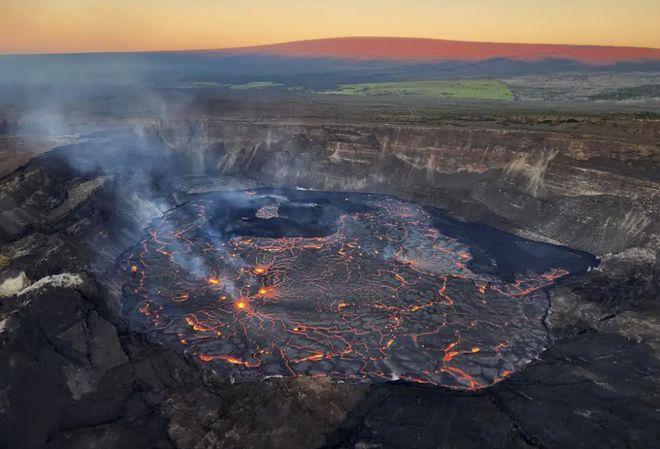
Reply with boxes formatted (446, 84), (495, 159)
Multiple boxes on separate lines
(151, 118), (659, 264)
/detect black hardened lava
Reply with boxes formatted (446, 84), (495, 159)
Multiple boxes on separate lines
(119, 189), (595, 389)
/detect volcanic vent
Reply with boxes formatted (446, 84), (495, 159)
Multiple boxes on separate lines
(120, 189), (593, 389)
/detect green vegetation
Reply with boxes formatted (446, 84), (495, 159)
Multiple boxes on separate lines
(170, 79), (515, 100)
(321, 80), (514, 100)
(228, 81), (283, 90)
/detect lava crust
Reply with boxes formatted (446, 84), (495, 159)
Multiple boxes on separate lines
(120, 190), (590, 389)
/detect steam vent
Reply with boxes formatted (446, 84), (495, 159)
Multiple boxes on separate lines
(121, 189), (593, 388)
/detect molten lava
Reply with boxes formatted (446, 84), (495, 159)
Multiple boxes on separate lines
(253, 266), (268, 275)
(120, 190), (589, 389)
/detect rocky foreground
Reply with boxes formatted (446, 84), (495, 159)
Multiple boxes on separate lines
(0, 112), (658, 448)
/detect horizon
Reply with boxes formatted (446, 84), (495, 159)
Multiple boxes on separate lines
(2, 35), (660, 58)
(2, 0), (660, 55)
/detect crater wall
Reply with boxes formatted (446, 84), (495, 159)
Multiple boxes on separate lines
(147, 118), (659, 265)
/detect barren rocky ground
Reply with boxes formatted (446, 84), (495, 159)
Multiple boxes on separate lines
(0, 97), (658, 448)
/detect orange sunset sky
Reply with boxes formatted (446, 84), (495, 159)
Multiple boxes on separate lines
(1, 0), (659, 54)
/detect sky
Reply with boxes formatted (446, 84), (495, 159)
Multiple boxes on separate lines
(1, 0), (659, 54)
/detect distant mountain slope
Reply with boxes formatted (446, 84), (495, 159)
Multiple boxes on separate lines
(221, 37), (660, 64)
(2, 37), (659, 89)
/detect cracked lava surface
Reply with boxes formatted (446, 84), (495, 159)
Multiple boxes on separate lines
(120, 189), (593, 389)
